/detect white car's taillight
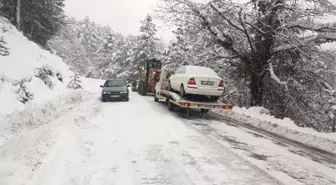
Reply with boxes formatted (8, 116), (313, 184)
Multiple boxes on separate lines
(187, 77), (196, 85)
(218, 80), (224, 88)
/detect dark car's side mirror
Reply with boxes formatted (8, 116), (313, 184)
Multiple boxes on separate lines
(100, 85), (103, 88)
(127, 84), (130, 87)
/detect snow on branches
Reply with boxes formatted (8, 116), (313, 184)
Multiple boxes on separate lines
(156, 0), (336, 131)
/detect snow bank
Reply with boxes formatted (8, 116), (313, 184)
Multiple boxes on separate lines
(0, 89), (95, 146)
(80, 77), (105, 93)
(0, 17), (74, 115)
(214, 106), (336, 154)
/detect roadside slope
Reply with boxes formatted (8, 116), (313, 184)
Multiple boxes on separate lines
(0, 17), (74, 115)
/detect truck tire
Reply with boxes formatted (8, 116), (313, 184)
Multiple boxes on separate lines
(180, 84), (186, 98)
(167, 98), (175, 111)
(201, 109), (209, 114)
(137, 82), (142, 94)
(154, 91), (159, 102)
(142, 80), (147, 96)
(142, 89), (147, 96)
(139, 81), (145, 96)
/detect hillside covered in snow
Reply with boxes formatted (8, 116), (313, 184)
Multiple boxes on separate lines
(0, 17), (74, 115)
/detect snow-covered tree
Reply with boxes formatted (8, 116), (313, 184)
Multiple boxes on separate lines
(163, 27), (197, 66)
(0, 36), (9, 56)
(16, 0), (21, 29)
(49, 17), (90, 75)
(0, 0), (66, 47)
(135, 14), (159, 66)
(67, 74), (82, 89)
(157, 0), (336, 131)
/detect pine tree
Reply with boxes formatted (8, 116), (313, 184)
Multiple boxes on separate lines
(0, 36), (9, 56)
(67, 74), (82, 89)
(137, 14), (158, 61)
(0, 0), (66, 47)
(48, 17), (90, 75)
(126, 14), (160, 73)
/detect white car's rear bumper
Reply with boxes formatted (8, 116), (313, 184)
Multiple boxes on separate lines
(185, 86), (224, 96)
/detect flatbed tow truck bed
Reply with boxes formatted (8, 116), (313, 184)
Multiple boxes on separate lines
(156, 89), (232, 116)
(153, 66), (232, 117)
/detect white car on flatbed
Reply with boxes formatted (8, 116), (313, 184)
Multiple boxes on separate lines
(154, 66), (232, 115)
(168, 65), (224, 101)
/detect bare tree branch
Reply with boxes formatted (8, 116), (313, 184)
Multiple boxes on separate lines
(272, 34), (336, 54)
(269, 62), (288, 90)
(209, 2), (245, 33)
(286, 23), (336, 33)
(238, 9), (257, 57)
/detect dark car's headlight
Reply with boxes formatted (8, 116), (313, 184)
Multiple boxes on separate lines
(121, 91), (128, 94)
(102, 91), (110, 94)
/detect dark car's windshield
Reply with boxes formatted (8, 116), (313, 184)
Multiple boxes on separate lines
(105, 80), (126, 87)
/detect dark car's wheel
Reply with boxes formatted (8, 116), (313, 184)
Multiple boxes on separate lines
(125, 97), (129, 101)
(102, 96), (107, 102)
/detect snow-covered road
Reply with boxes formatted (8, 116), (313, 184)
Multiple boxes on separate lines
(0, 88), (335, 185)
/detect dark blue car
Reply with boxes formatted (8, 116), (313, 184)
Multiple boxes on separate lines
(100, 79), (130, 102)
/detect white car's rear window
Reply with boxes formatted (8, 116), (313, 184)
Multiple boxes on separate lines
(186, 66), (218, 76)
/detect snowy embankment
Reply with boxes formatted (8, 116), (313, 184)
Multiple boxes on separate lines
(214, 107), (336, 154)
(0, 17), (73, 116)
(0, 89), (97, 146)
(0, 16), (97, 147)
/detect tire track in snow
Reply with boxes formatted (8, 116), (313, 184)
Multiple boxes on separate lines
(0, 94), (103, 185)
(130, 94), (282, 185)
(184, 118), (336, 185)
(140, 94), (335, 185)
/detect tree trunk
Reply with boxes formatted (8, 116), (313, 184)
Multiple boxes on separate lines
(250, 71), (264, 106)
(333, 117), (336, 133)
(16, 0), (21, 29)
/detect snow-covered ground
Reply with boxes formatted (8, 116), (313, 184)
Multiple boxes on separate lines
(185, 118), (336, 185)
(214, 107), (336, 154)
(0, 89), (94, 145)
(0, 17), (73, 115)
(81, 77), (104, 93)
(0, 82), (334, 185)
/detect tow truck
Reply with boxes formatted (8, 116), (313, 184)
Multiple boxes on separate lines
(138, 59), (161, 96)
(154, 66), (233, 116)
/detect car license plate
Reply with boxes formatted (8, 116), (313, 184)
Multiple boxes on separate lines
(201, 81), (214, 85)
(111, 95), (120, 98)
(200, 104), (214, 108)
